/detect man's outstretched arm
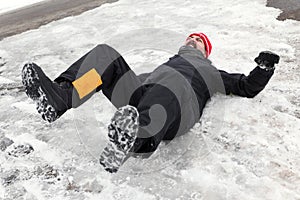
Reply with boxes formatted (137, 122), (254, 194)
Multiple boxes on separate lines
(219, 51), (280, 98)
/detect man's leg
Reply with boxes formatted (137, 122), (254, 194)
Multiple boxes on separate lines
(99, 84), (181, 173)
(22, 44), (146, 173)
(22, 44), (143, 122)
(130, 84), (182, 158)
(55, 44), (144, 109)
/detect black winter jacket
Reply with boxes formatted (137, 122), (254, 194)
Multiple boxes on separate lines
(139, 45), (274, 140)
(133, 45), (274, 154)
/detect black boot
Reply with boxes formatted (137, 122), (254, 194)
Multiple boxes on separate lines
(22, 62), (72, 122)
(99, 105), (139, 173)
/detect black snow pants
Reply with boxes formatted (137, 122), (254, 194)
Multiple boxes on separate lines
(54, 44), (181, 155)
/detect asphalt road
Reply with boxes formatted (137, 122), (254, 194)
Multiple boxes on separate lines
(267, 0), (300, 21)
(0, 0), (117, 40)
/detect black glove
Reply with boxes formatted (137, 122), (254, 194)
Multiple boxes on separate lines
(254, 51), (280, 71)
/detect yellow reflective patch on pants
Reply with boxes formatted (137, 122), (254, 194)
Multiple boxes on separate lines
(72, 68), (102, 99)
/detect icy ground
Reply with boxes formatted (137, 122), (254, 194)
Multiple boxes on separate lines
(0, 0), (300, 199)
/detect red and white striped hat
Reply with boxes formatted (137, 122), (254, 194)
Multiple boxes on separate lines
(187, 32), (212, 58)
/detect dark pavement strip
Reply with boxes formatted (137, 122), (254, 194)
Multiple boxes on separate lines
(267, 0), (300, 21)
(0, 0), (117, 40)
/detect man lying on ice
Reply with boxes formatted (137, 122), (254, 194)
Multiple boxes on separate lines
(21, 32), (280, 173)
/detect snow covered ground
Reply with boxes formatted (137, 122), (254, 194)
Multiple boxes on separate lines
(0, 0), (300, 199)
(0, 0), (47, 14)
